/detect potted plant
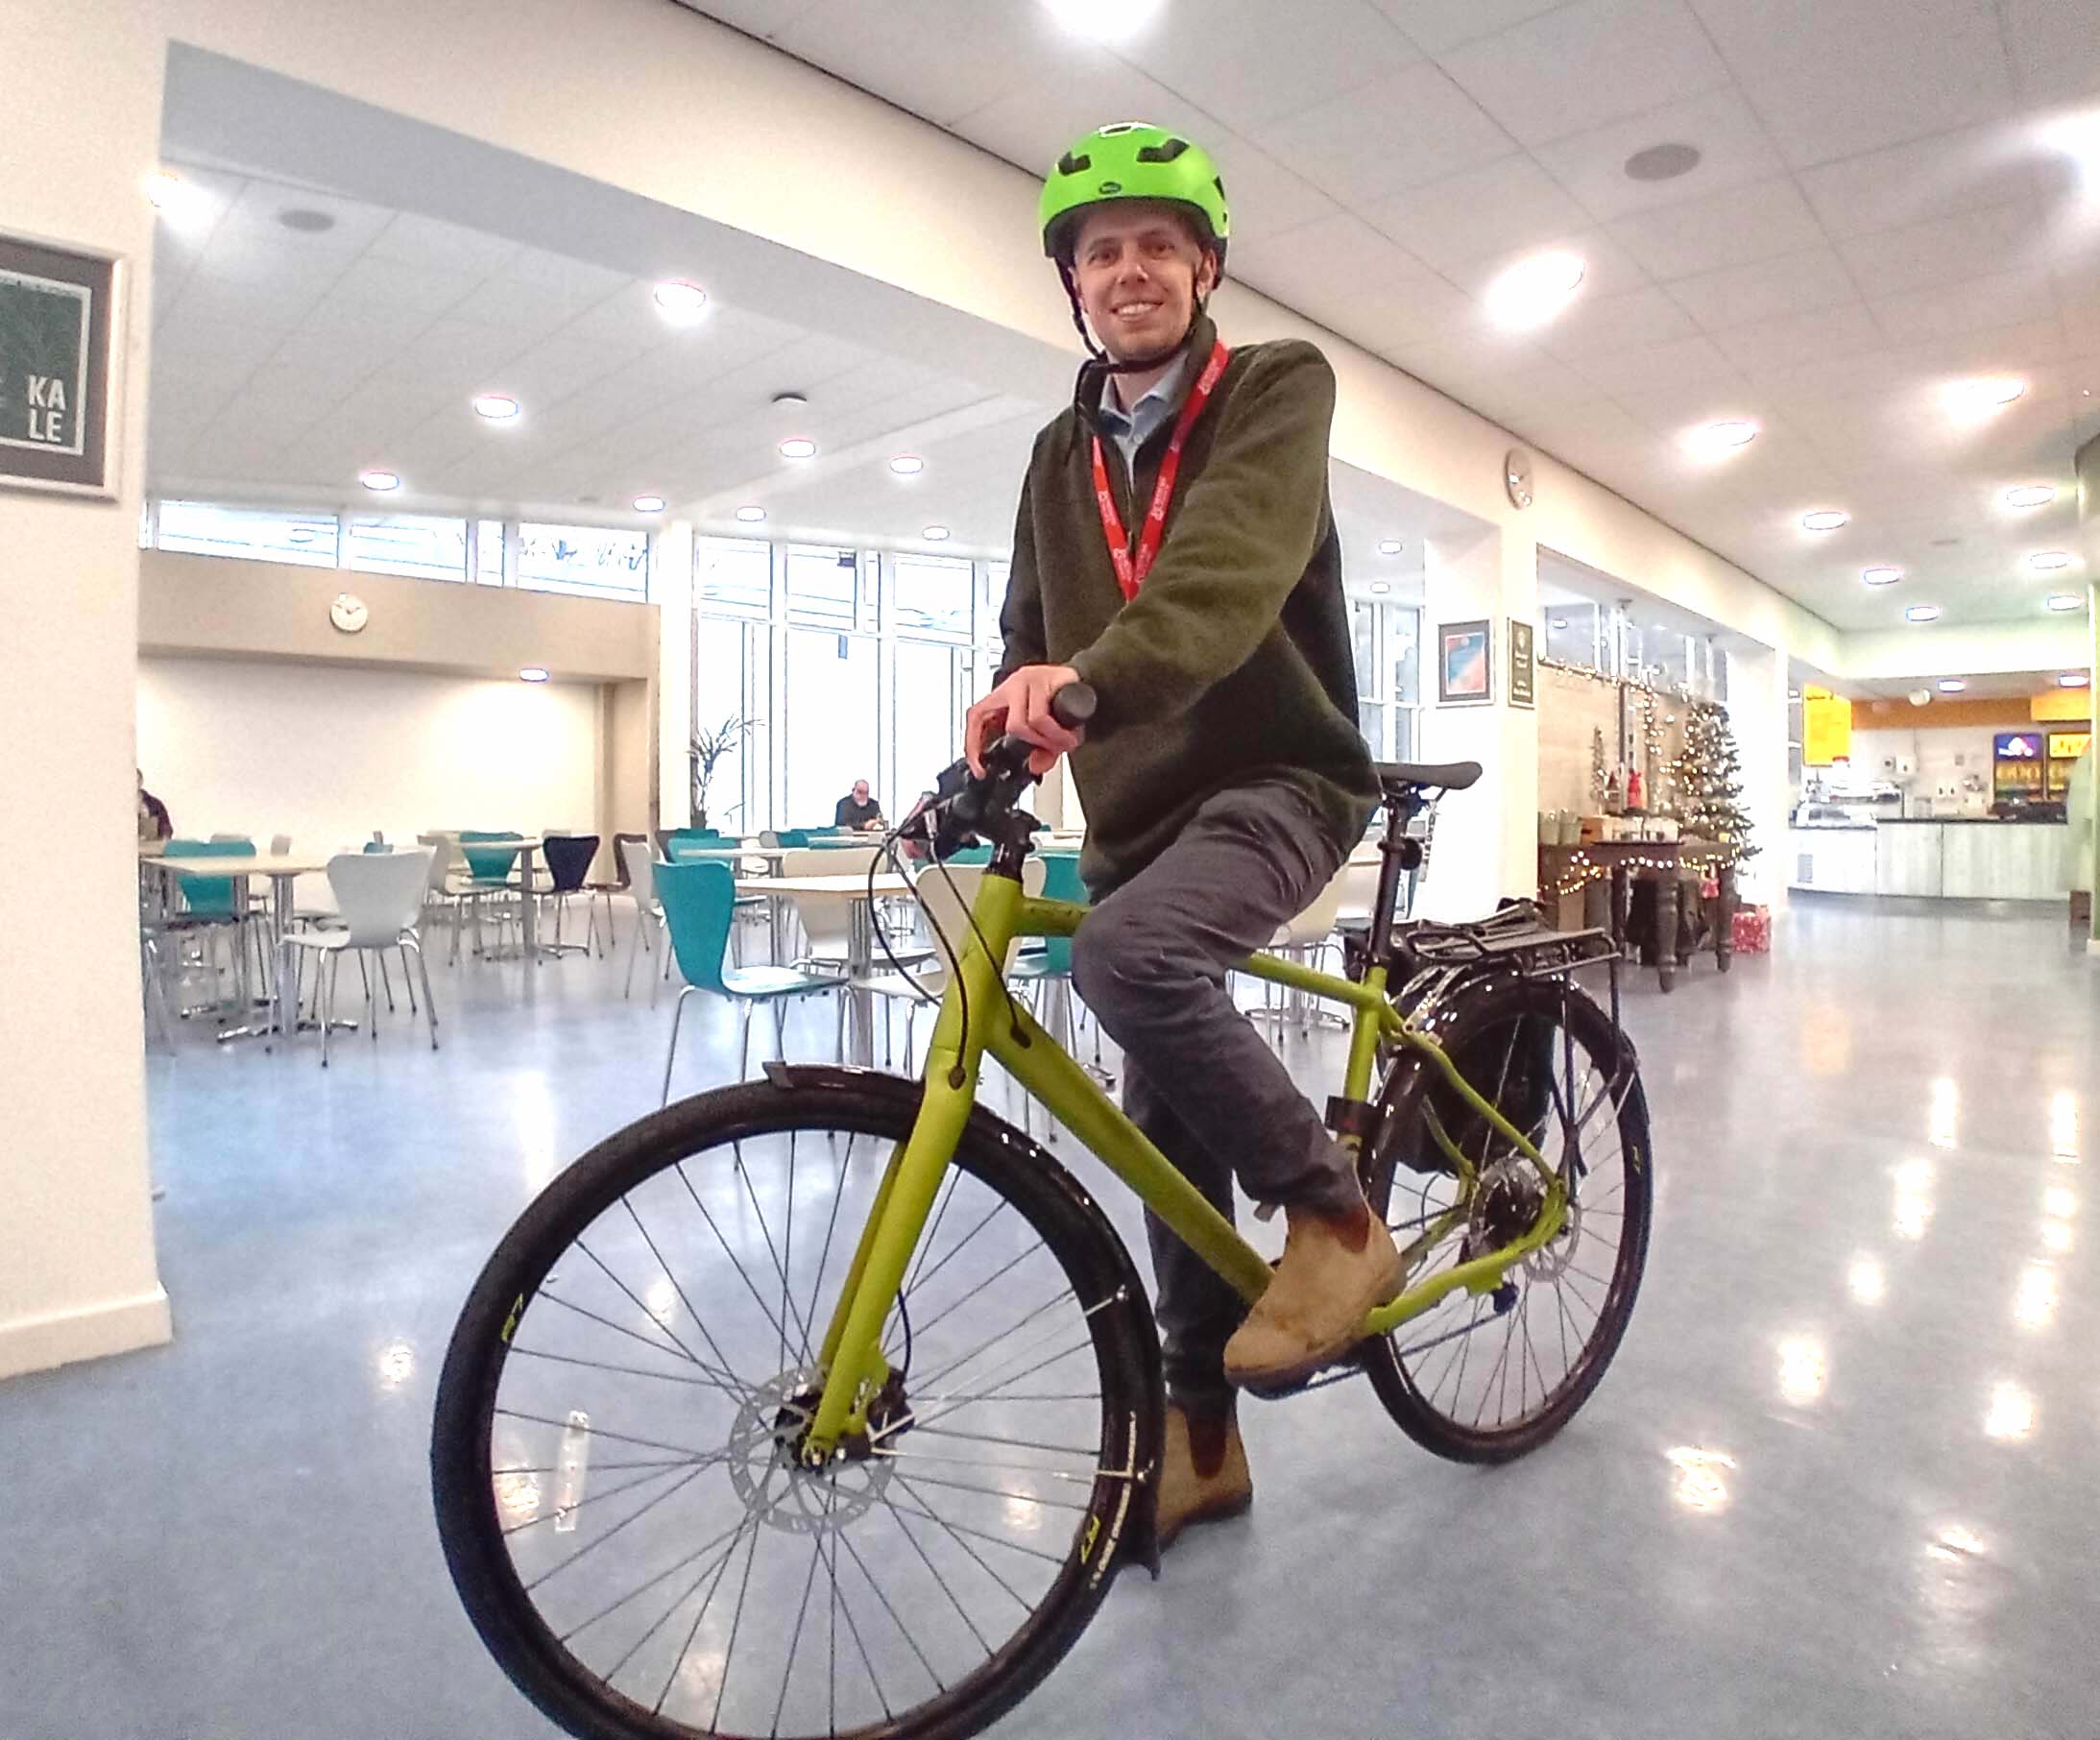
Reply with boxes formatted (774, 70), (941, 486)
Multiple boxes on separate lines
(688, 713), (750, 832)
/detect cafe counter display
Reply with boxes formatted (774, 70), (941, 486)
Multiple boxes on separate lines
(1788, 816), (2072, 901)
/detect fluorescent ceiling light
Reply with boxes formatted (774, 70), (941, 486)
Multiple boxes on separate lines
(1800, 509), (1848, 532)
(779, 437), (817, 460)
(1861, 566), (1902, 586)
(2003, 484), (2055, 509)
(632, 495), (665, 514)
(921, 524), (951, 542)
(519, 666), (550, 683)
(653, 279), (708, 320)
(2028, 550), (2073, 570)
(359, 470), (401, 493)
(1552, 617), (1568, 630)
(1690, 419), (1758, 454)
(1484, 250), (1585, 330)
(1377, 539), (1404, 555)
(1942, 376), (2024, 416)
(1370, 582), (1390, 594)
(1041, 1), (1167, 45)
(889, 455), (925, 476)
(2045, 593), (2085, 612)
(2060, 673), (2089, 688)
(1905, 604), (1941, 623)
(734, 505), (766, 523)
(472, 393), (519, 421)
(1938, 679), (1967, 693)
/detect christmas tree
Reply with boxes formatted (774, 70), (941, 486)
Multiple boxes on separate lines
(1672, 700), (1757, 865)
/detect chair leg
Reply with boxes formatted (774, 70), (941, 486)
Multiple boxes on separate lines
(739, 1001), (757, 1080)
(662, 985), (697, 1106)
(399, 945), (418, 1013)
(772, 999), (786, 1064)
(623, 906), (643, 999)
(322, 952), (338, 1068)
(405, 935), (440, 1050)
(650, 916), (667, 1009)
(377, 949), (397, 1014)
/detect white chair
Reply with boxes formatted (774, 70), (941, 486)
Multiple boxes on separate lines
(1255, 866), (1350, 1038)
(621, 836), (667, 1002)
(282, 849), (439, 1067)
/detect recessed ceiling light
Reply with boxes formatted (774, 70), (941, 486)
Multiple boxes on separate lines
(1909, 689), (1933, 707)
(1938, 679), (1967, 693)
(1788, 689), (1800, 700)
(471, 393), (520, 421)
(1042, 1), (1166, 44)
(922, 524), (951, 542)
(779, 437), (817, 460)
(771, 391), (809, 408)
(652, 279), (708, 320)
(1862, 566), (1902, 586)
(2045, 593), (2085, 612)
(1377, 539), (1404, 555)
(1801, 509), (1849, 532)
(519, 666), (550, 684)
(2060, 672), (2089, 688)
(2003, 484), (2056, 509)
(734, 505), (767, 523)
(889, 454), (925, 476)
(1691, 419), (1759, 454)
(1370, 582), (1390, 595)
(1905, 604), (1942, 623)
(1484, 250), (1586, 329)
(1552, 617), (1568, 630)
(632, 495), (665, 514)
(1623, 141), (1702, 182)
(359, 469), (401, 493)
(1942, 376), (2025, 416)
(142, 169), (185, 209)
(2028, 550), (2074, 570)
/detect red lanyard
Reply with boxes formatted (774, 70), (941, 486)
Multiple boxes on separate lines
(1090, 339), (1229, 603)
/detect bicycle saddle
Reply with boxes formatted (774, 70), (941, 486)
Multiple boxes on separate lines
(1375, 760), (1483, 793)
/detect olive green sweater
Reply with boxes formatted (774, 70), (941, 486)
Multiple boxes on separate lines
(1000, 312), (1379, 891)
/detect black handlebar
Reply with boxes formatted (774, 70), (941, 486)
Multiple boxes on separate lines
(903, 681), (1096, 857)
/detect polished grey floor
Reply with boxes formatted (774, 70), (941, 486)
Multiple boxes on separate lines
(3, 895), (2096, 1739)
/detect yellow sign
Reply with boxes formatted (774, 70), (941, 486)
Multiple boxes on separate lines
(2049, 732), (2090, 761)
(2032, 688), (2092, 724)
(1801, 688), (1852, 765)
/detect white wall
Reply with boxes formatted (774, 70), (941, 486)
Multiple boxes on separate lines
(0, 0), (169, 1379)
(137, 658), (603, 868)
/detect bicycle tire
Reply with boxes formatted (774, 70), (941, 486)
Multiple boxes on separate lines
(431, 1071), (1161, 1740)
(1361, 974), (1653, 1463)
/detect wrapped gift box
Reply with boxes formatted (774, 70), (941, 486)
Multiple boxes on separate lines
(1731, 904), (1772, 955)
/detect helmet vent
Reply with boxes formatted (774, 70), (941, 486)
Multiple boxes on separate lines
(1057, 151), (1092, 176)
(1136, 137), (1190, 163)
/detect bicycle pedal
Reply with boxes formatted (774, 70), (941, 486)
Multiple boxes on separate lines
(1490, 1281), (1519, 1315)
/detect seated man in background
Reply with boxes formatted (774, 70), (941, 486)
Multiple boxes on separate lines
(137, 769), (173, 843)
(834, 780), (885, 832)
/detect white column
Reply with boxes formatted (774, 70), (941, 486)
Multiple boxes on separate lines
(650, 520), (695, 831)
(1727, 639), (1792, 913)
(1415, 528), (1538, 920)
(0, 0), (169, 1379)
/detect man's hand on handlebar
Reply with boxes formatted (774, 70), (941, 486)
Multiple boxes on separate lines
(965, 664), (1085, 777)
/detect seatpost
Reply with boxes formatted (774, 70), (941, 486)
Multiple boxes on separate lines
(1366, 789), (1427, 970)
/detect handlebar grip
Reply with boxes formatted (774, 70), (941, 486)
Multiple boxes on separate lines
(1050, 682), (1097, 732)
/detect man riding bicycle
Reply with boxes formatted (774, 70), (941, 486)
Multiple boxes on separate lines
(964, 122), (1400, 1552)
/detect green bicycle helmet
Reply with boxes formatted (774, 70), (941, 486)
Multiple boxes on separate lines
(1040, 121), (1230, 270)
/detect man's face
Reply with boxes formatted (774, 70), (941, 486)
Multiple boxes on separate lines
(1072, 203), (1217, 363)
(854, 782), (870, 803)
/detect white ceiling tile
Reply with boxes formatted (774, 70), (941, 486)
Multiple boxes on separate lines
(1252, 62), (1514, 209)
(670, 1), (828, 42)
(1796, 122), (2061, 237)
(212, 179), (395, 254)
(1229, 211), (1446, 301)
(776, 0), (1049, 128)
(1445, 228), (1653, 305)
(364, 211), (521, 278)
(1118, 0), (1419, 131)
(368, 319), (531, 388)
(1362, 156), (1591, 275)
(1895, 316), (2071, 376)
(1608, 177), (1828, 278)
(1871, 269), (2057, 343)
(1535, 284), (1700, 362)
(1203, 134), (1352, 254)
(1533, 88), (1789, 223)
(1689, 0), (2017, 170)
(325, 254), (481, 316)
(1837, 201), (2045, 300)
(1439, 0), (1730, 149)
(1665, 246), (1861, 332)
(1565, 331), (1746, 398)
(1708, 301), (1888, 373)
(1365, 0), (1568, 56)
(1999, 0), (2100, 107)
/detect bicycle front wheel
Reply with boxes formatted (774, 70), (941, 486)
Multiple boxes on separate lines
(1363, 976), (1653, 1462)
(431, 1074), (1158, 1740)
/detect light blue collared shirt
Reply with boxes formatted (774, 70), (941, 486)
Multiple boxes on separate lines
(1094, 350), (1194, 474)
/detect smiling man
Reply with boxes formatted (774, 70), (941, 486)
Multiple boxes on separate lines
(964, 123), (1393, 1552)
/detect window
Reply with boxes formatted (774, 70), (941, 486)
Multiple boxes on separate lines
(695, 616), (769, 833)
(696, 537), (770, 616)
(785, 545), (872, 631)
(473, 519), (506, 586)
(518, 521), (649, 599)
(887, 553), (973, 639)
(979, 563), (1010, 652)
(345, 513), (468, 581)
(1540, 602), (1605, 673)
(783, 629), (879, 825)
(894, 640), (970, 802)
(156, 499), (337, 568)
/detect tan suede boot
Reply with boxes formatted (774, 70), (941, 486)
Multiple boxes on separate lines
(1222, 1201), (1403, 1391)
(1155, 1403), (1252, 1552)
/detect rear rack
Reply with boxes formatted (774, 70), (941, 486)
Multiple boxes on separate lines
(1390, 901), (1621, 980)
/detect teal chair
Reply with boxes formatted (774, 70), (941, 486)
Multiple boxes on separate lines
(1013, 851), (1087, 1051)
(453, 832), (523, 961)
(157, 839), (264, 1014)
(656, 860), (841, 1101)
(778, 829), (812, 848)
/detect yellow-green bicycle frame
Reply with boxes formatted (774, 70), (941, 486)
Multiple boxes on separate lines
(799, 871), (1568, 1461)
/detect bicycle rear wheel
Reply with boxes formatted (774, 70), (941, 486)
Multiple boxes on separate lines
(431, 1073), (1158, 1740)
(1362, 976), (1652, 1462)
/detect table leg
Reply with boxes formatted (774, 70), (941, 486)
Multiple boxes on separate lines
(1656, 876), (1678, 993)
(520, 852), (540, 966)
(846, 900), (875, 1066)
(1609, 862), (1629, 962)
(1716, 867), (1736, 973)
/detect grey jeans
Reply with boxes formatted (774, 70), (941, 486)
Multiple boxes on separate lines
(1070, 780), (1361, 1413)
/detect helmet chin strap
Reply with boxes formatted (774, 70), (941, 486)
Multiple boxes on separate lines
(1060, 264), (1210, 375)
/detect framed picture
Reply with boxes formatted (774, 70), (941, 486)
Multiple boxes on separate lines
(1509, 617), (1535, 709)
(1437, 618), (1493, 706)
(0, 229), (124, 497)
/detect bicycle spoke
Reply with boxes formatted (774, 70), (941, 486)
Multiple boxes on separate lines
(506, 1343), (744, 1394)
(884, 1467), (1090, 1513)
(731, 1140), (813, 1369)
(524, 1459), (713, 1595)
(674, 1160), (795, 1356)
(573, 1237), (705, 1368)
(704, 1502), (765, 1731)
(621, 1512), (751, 1704)
(770, 1491), (832, 1735)
(836, 1523), (947, 1694)
(908, 1285), (1080, 1394)
(501, 1460), (699, 1538)
(904, 1196), (1010, 1303)
(893, 1473), (1041, 1609)
(905, 1237), (1052, 1347)
(799, 1132), (857, 1366)
(879, 1491), (994, 1655)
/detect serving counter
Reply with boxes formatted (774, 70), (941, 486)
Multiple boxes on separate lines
(1789, 819), (2070, 901)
